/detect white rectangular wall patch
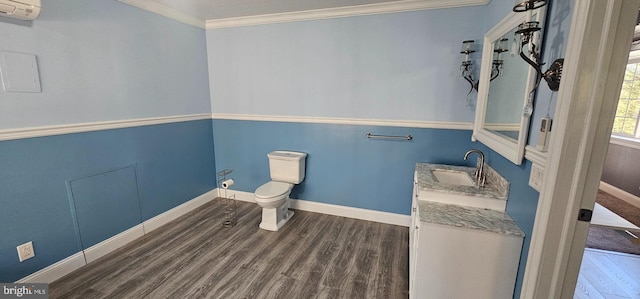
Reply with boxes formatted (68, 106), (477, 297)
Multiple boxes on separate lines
(0, 51), (42, 93)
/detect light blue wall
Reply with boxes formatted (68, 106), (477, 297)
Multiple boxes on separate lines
(0, 1), (216, 282)
(0, 1), (211, 130)
(206, 7), (486, 122)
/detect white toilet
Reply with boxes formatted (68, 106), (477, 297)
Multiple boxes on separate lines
(254, 150), (307, 231)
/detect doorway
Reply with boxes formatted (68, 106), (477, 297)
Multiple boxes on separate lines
(574, 37), (640, 297)
(519, 1), (640, 298)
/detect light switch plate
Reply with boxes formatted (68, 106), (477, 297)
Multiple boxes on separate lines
(0, 51), (42, 93)
(529, 163), (544, 192)
(17, 241), (35, 262)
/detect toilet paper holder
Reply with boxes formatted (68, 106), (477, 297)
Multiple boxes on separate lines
(217, 169), (237, 228)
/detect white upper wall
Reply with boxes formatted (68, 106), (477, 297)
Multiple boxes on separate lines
(206, 7), (487, 123)
(0, 1), (211, 130)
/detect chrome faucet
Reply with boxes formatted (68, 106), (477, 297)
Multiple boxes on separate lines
(464, 149), (486, 187)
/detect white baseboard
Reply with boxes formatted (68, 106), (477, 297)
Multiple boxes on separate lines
(291, 199), (411, 227)
(143, 189), (217, 233)
(85, 189), (217, 264)
(17, 188), (408, 283)
(220, 189), (411, 227)
(216, 188), (256, 203)
(16, 252), (86, 283)
(599, 181), (640, 209)
(17, 189), (217, 283)
(83, 225), (145, 264)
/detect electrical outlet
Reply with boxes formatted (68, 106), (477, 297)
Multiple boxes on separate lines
(529, 163), (544, 192)
(17, 241), (35, 262)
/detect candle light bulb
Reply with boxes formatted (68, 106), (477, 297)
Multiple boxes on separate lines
(461, 40), (474, 53)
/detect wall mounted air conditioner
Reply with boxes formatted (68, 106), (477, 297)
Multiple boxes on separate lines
(0, 0), (40, 20)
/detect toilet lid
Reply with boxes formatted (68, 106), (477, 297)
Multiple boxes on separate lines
(255, 181), (292, 198)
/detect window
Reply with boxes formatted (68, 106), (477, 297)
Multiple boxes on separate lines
(613, 62), (640, 139)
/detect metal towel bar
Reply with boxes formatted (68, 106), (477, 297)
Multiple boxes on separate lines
(366, 133), (413, 141)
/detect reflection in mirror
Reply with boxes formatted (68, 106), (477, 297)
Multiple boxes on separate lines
(485, 25), (531, 141)
(472, 9), (544, 165)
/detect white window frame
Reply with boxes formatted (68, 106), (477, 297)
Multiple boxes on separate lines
(611, 51), (640, 147)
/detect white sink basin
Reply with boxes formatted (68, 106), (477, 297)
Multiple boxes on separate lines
(416, 163), (509, 211)
(431, 169), (475, 187)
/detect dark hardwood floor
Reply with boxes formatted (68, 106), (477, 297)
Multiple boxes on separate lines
(50, 199), (409, 298)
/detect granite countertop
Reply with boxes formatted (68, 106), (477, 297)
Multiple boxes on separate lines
(414, 162), (522, 237)
(415, 162), (508, 200)
(418, 201), (524, 237)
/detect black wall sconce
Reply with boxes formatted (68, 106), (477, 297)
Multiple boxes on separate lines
(461, 38), (509, 95)
(491, 38), (509, 81)
(460, 40), (478, 94)
(513, 0), (564, 91)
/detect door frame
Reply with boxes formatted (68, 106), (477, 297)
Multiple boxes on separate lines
(518, 0), (640, 298)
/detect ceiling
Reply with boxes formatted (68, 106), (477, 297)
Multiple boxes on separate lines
(118, 0), (489, 29)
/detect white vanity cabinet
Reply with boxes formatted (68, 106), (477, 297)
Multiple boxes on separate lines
(409, 176), (420, 297)
(410, 164), (524, 299)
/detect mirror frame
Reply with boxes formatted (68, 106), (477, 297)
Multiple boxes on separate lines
(472, 9), (546, 165)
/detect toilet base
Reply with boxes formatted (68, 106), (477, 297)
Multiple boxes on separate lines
(259, 202), (294, 231)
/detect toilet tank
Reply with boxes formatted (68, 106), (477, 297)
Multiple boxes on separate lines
(268, 151), (307, 184)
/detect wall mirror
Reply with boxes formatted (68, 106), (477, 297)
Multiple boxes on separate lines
(473, 9), (545, 165)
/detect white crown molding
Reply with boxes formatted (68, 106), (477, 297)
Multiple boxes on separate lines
(205, 0), (489, 29)
(0, 114), (211, 142)
(212, 113), (473, 130)
(118, 0), (488, 30)
(118, 0), (206, 28)
(524, 145), (547, 167)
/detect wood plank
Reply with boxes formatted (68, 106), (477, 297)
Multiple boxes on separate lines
(374, 222), (409, 298)
(579, 249), (640, 298)
(574, 273), (606, 299)
(578, 252), (630, 297)
(605, 251), (640, 281)
(322, 217), (366, 289)
(49, 199), (409, 299)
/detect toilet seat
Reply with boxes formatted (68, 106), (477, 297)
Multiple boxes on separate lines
(255, 181), (292, 199)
